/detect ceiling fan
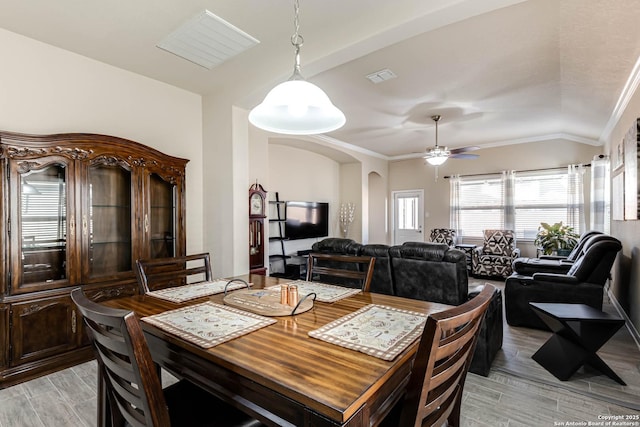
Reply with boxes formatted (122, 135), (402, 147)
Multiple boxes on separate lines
(423, 115), (479, 166)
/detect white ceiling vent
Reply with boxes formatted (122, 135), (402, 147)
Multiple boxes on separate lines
(157, 10), (259, 70)
(365, 69), (397, 84)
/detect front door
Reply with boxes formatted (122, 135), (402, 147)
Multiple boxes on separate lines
(392, 190), (424, 245)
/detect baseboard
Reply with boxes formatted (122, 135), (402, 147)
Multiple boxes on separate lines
(606, 284), (640, 351)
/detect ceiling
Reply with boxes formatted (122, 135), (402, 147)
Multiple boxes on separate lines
(1, 0), (639, 159)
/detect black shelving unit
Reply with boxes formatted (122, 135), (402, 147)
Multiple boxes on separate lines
(268, 192), (290, 276)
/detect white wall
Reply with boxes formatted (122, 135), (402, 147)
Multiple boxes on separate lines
(0, 27), (204, 254)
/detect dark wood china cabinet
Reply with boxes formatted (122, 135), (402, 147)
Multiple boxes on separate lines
(0, 132), (187, 387)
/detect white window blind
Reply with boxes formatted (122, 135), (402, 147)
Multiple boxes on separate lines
(457, 176), (504, 237)
(452, 168), (583, 239)
(514, 171), (570, 239)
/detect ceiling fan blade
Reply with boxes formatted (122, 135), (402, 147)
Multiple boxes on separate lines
(450, 153), (479, 159)
(449, 146), (480, 154)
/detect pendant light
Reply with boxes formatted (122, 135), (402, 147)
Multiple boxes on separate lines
(249, 0), (345, 135)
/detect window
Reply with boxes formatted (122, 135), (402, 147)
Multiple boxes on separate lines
(456, 176), (505, 237)
(451, 167), (584, 239)
(514, 171), (570, 239)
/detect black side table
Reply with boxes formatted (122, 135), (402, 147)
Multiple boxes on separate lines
(529, 302), (626, 385)
(454, 244), (476, 271)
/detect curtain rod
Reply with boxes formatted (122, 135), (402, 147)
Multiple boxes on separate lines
(442, 162), (595, 180)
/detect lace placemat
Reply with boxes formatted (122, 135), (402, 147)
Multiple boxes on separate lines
(308, 304), (427, 361)
(267, 280), (361, 303)
(141, 302), (275, 348)
(146, 280), (250, 303)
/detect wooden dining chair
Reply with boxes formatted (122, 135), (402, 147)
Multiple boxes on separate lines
(71, 288), (264, 427)
(305, 252), (375, 292)
(381, 284), (496, 427)
(135, 253), (213, 293)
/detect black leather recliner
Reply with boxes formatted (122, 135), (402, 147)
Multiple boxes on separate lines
(390, 242), (468, 306)
(504, 234), (622, 330)
(512, 230), (603, 276)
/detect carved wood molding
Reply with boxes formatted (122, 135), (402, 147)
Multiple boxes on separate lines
(91, 155), (131, 169)
(52, 146), (94, 159)
(4, 146), (47, 158)
(16, 161), (42, 174)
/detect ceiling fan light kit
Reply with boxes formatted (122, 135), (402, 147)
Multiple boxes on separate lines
(423, 114), (479, 166)
(249, 0), (345, 135)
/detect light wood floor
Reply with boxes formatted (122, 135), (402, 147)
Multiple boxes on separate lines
(0, 280), (638, 426)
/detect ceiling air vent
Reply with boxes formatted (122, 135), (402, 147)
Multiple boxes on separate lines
(157, 10), (259, 70)
(365, 69), (397, 84)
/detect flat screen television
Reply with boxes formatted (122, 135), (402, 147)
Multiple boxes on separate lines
(285, 201), (329, 240)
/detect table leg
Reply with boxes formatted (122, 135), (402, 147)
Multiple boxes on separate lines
(532, 334), (586, 381)
(585, 352), (627, 386)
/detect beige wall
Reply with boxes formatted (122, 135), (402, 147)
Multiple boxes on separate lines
(0, 27), (205, 254)
(389, 139), (602, 256)
(267, 144), (341, 257)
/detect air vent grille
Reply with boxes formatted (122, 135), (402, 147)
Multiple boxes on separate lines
(157, 10), (259, 70)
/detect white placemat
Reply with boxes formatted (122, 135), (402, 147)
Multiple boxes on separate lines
(142, 301), (275, 348)
(146, 280), (250, 303)
(308, 304), (427, 361)
(268, 280), (361, 303)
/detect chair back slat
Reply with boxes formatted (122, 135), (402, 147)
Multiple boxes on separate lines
(306, 253), (375, 292)
(397, 284), (495, 427)
(71, 288), (171, 427)
(135, 253), (213, 293)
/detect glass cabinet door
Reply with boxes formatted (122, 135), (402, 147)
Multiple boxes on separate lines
(148, 173), (176, 259)
(87, 164), (132, 278)
(12, 161), (70, 293)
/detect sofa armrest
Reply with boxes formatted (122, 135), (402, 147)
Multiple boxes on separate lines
(540, 255), (567, 260)
(531, 272), (579, 284)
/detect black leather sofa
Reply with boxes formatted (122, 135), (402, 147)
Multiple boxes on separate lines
(309, 238), (502, 376)
(505, 233), (622, 330)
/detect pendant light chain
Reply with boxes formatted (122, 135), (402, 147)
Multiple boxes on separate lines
(247, 0), (346, 135)
(291, 0), (304, 78)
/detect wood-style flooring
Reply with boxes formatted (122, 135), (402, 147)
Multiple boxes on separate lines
(0, 279), (639, 426)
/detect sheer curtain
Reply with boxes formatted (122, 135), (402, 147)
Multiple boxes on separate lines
(503, 170), (516, 230)
(449, 174), (461, 235)
(590, 155), (610, 233)
(567, 163), (586, 233)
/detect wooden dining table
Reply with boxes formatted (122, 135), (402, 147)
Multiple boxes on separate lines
(103, 274), (451, 427)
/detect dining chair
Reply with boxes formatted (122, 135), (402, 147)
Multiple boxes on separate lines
(381, 284), (496, 427)
(305, 252), (375, 292)
(135, 252), (213, 293)
(71, 288), (264, 427)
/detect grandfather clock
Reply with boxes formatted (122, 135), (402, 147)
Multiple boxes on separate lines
(249, 181), (267, 275)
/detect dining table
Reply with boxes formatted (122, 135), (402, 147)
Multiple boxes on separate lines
(102, 274), (451, 427)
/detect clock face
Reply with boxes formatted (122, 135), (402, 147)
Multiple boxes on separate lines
(250, 193), (263, 215)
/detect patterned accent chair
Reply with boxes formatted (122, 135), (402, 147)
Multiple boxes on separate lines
(472, 229), (520, 278)
(429, 228), (457, 246)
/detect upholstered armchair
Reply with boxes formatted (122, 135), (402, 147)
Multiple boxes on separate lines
(429, 228), (457, 246)
(505, 234), (622, 329)
(472, 229), (520, 278)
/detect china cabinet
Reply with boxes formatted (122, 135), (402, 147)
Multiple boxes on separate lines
(0, 131), (187, 387)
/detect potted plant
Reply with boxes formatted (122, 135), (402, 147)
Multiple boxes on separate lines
(534, 222), (580, 256)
